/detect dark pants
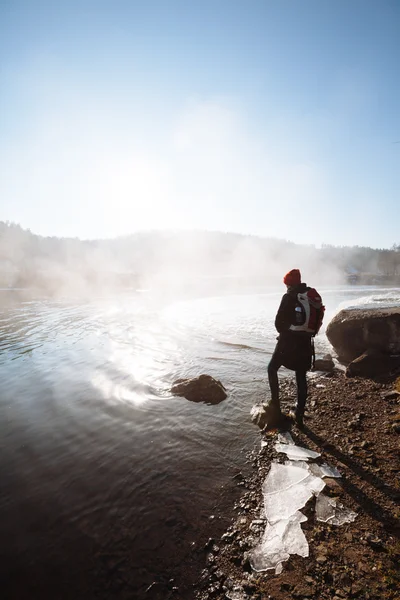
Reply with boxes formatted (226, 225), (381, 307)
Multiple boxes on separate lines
(267, 350), (308, 417)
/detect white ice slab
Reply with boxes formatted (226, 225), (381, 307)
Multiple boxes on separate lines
(274, 442), (321, 461)
(250, 511), (308, 573)
(262, 462), (325, 523)
(286, 460), (341, 479)
(310, 462), (341, 479)
(277, 431), (295, 445)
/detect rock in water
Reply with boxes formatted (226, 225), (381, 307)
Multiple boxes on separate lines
(346, 349), (400, 380)
(326, 307), (400, 363)
(171, 374), (227, 404)
(250, 404), (269, 429)
(250, 403), (285, 430)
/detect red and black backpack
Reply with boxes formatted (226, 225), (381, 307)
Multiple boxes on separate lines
(290, 288), (325, 335)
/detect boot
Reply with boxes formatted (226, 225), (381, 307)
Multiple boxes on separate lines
(289, 409), (304, 428)
(264, 401), (283, 429)
(294, 411), (304, 428)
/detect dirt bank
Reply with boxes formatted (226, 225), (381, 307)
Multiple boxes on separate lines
(194, 371), (400, 600)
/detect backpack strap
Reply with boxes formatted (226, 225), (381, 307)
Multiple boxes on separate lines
(311, 336), (316, 370)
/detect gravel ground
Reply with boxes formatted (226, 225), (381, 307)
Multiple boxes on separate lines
(193, 371), (400, 600)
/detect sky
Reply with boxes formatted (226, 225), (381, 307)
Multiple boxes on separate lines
(0, 0), (399, 248)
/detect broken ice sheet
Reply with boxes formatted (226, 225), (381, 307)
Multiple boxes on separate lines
(285, 460), (310, 470)
(310, 462), (341, 479)
(262, 462), (325, 523)
(250, 511), (308, 573)
(287, 461), (341, 479)
(316, 493), (357, 526)
(277, 431), (295, 445)
(274, 442), (321, 461)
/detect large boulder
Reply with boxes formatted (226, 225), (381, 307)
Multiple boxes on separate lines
(346, 349), (400, 380)
(171, 374), (227, 404)
(326, 307), (400, 363)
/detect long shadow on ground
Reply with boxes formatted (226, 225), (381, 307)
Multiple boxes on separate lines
(292, 425), (400, 537)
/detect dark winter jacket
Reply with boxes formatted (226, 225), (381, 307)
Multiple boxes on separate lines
(273, 282), (313, 371)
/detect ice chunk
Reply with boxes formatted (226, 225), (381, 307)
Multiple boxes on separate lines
(250, 511), (308, 573)
(261, 440), (268, 448)
(285, 460), (310, 470)
(274, 442), (321, 461)
(277, 431), (295, 445)
(287, 460), (341, 478)
(309, 462), (341, 479)
(262, 463), (325, 523)
(315, 493), (357, 526)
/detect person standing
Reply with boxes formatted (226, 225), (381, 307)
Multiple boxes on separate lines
(267, 269), (324, 427)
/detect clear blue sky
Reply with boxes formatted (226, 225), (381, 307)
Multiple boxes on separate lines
(1, 0), (399, 247)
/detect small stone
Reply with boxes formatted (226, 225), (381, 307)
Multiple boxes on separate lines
(381, 390), (400, 400)
(250, 519), (265, 526)
(208, 582), (221, 594)
(242, 580), (256, 593)
(351, 582), (364, 596)
(365, 534), (384, 550)
(204, 538), (214, 550)
(292, 583), (314, 597)
(325, 478), (344, 496)
(316, 555), (327, 564)
(232, 554), (242, 566)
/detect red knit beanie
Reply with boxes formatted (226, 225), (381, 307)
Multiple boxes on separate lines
(283, 269), (301, 286)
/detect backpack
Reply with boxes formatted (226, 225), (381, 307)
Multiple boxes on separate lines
(290, 288), (325, 335)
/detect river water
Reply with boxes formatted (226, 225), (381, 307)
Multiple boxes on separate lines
(1, 285), (399, 599)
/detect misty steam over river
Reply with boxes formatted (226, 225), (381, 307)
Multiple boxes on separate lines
(1, 285), (399, 598)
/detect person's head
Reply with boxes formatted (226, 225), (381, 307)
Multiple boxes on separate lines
(283, 269), (301, 288)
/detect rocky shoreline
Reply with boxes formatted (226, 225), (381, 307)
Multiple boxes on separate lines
(193, 371), (400, 600)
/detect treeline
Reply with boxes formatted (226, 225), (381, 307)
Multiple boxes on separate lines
(0, 221), (399, 292)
